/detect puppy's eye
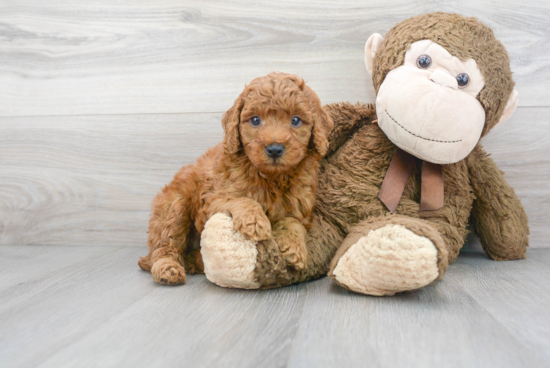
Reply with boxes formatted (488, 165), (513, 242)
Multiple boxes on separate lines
(250, 116), (261, 127)
(456, 73), (470, 88)
(416, 54), (432, 69)
(291, 116), (302, 127)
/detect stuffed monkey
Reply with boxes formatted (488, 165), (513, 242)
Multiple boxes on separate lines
(200, 12), (529, 295)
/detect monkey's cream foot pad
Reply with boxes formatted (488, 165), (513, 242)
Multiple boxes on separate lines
(201, 213), (261, 289)
(332, 224), (439, 296)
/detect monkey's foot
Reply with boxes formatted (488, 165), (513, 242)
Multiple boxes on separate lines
(200, 213), (261, 289)
(331, 224), (439, 296)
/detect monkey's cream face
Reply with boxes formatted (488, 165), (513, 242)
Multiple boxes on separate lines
(376, 40), (486, 164)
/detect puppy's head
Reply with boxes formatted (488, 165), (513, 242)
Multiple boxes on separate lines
(222, 72), (333, 175)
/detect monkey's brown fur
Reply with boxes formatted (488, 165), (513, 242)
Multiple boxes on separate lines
(138, 72), (333, 285)
(249, 13), (529, 289)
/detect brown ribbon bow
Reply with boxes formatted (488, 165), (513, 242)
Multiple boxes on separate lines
(378, 148), (444, 213)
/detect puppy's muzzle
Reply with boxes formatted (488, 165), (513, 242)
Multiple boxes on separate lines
(265, 144), (285, 159)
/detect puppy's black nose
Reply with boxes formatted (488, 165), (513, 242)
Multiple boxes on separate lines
(265, 144), (285, 158)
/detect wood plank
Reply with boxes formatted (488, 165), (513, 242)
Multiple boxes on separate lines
(455, 250), (550, 362)
(37, 282), (306, 368)
(0, 246), (159, 367)
(0, 107), (548, 247)
(286, 249), (550, 368)
(0, 246), (305, 368)
(1, 0), (549, 117)
(1, 245), (549, 367)
(0, 245), (120, 298)
(481, 107), (550, 248)
(0, 113), (224, 246)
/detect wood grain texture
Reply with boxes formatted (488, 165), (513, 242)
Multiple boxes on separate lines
(0, 245), (549, 367)
(0, 113), (224, 246)
(287, 250), (550, 368)
(1, 0), (549, 117)
(1, 2), (548, 366)
(480, 107), (550, 248)
(0, 107), (548, 248)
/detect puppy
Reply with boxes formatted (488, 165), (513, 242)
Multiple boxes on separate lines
(138, 72), (333, 285)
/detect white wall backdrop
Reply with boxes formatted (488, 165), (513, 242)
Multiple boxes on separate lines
(0, 0), (548, 247)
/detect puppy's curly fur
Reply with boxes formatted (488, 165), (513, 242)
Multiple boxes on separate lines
(138, 72), (333, 285)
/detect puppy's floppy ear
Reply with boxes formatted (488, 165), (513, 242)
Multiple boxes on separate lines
(221, 89), (246, 155)
(306, 86), (333, 157)
(286, 74), (333, 157)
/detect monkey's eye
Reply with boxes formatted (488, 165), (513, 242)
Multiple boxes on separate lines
(291, 116), (302, 127)
(416, 54), (432, 69)
(250, 116), (261, 127)
(456, 73), (470, 88)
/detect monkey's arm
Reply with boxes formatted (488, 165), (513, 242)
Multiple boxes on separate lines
(467, 145), (529, 260)
(323, 102), (377, 156)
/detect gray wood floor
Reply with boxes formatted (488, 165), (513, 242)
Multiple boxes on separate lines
(1, 1), (550, 367)
(1, 246), (549, 368)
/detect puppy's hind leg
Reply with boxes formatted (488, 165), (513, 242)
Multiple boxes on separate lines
(140, 182), (193, 285)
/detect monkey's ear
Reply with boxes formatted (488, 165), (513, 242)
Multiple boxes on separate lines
(494, 89), (519, 129)
(365, 33), (384, 76)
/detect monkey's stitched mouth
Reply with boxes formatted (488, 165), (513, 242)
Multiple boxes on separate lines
(384, 109), (462, 144)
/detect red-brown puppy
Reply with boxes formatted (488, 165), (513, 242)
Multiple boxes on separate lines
(138, 72), (333, 285)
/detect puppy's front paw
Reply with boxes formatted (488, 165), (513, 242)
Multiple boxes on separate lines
(151, 258), (186, 285)
(232, 210), (272, 241)
(277, 233), (308, 270)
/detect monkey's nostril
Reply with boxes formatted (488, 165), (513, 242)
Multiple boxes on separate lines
(265, 144), (285, 158)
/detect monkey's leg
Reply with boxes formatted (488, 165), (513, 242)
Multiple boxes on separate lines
(138, 184), (193, 286)
(328, 215), (451, 296)
(200, 213), (343, 289)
